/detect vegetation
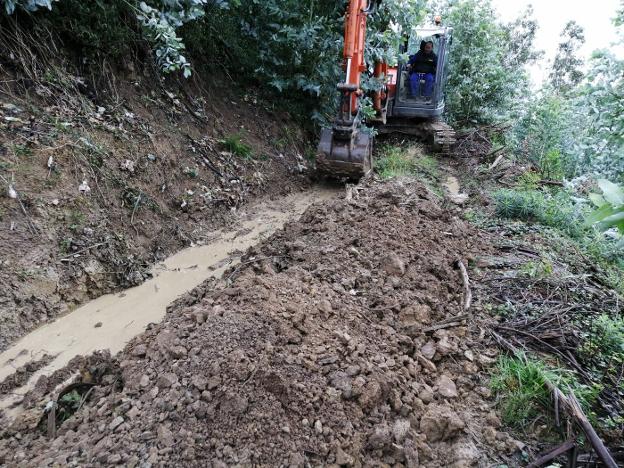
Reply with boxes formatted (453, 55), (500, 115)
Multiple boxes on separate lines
(221, 134), (253, 160)
(490, 354), (599, 428)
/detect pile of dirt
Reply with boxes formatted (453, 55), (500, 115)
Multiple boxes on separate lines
(0, 178), (529, 466)
(0, 69), (310, 351)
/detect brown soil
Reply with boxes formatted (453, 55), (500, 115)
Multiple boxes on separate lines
(0, 72), (311, 352)
(0, 354), (54, 398)
(0, 178), (531, 467)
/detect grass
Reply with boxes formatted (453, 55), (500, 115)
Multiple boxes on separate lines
(490, 354), (600, 429)
(221, 133), (253, 160)
(375, 145), (439, 184)
(494, 189), (584, 238)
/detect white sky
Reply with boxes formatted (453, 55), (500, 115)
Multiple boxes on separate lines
(490, 0), (623, 83)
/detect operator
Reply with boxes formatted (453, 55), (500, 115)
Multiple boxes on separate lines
(408, 40), (437, 97)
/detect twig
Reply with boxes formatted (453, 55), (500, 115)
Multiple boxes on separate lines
(488, 153), (506, 171)
(59, 241), (109, 262)
(455, 259), (472, 310)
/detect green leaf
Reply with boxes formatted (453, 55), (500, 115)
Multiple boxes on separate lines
(586, 204), (616, 226)
(588, 193), (606, 207)
(598, 179), (624, 207)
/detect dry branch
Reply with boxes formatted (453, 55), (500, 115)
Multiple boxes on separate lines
(455, 259), (472, 310)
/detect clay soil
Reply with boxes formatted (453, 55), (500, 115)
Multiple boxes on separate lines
(0, 178), (529, 467)
(0, 70), (310, 352)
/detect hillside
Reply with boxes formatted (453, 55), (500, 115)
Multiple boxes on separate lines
(1, 0), (624, 467)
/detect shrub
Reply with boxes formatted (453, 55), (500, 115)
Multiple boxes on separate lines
(494, 189), (584, 238)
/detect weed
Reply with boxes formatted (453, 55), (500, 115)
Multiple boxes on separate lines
(494, 189), (583, 238)
(375, 146), (415, 179)
(520, 260), (554, 279)
(517, 171), (541, 191)
(490, 354), (600, 428)
(539, 149), (565, 181)
(580, 315), (624, 376)
(59, 237), (73, 254)
(221, 133), (253, 160)
(375, 145), (439, 180)
(12, 144), (33, 158)
(66, 210), (86, 232)
(183, 166), (199, 178)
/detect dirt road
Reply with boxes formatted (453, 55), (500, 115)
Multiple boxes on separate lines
(0, 186), (337, 422)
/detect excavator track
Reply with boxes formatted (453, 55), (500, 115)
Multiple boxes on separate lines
(376, 118), (456, 155)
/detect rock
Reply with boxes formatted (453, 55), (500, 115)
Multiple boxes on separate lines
(358, 380), (383, 412)
(132, 345), (147, 357)
(207, 375), (221, 390)
(381, 252), (405, 276)
(392, 419), (411, 443)
(419, 388), (434, 404)
(108, 416), (124, 432)
(436, 375), (458, 399)
(404, 437), (419, 467)
(191, 376), (208, 391)
(94, 322), (103, 328)
(107, 453), (122, 464)
(157, 425), (174, 447)
(419, 405), (465, 442)
(140, 375), (150, 387)
(127, 407), (140, 420)
(319, 299), (333, 314)
(420, 341), (436, 360)
(368, 424), (392, 450)
(157, 373), (178, 389)
(335, 447), (354, 466)
(451, 440), (480, 465)
(314, 420), (323, 434)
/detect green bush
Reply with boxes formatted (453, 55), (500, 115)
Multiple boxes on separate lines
(494, 189), (584, 238)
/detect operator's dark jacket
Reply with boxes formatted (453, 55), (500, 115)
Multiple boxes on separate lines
(409, 51), (438, 74)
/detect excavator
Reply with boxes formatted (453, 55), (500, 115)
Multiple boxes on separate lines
(317, 0), (455, 179)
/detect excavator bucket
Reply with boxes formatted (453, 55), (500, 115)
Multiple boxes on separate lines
(316, 127), (373, 179)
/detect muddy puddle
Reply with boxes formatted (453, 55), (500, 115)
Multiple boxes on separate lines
(0, 186), (337, 419)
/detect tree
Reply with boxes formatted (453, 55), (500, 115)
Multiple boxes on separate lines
(438, 0), (538, 124)
(549, 20), (586, 95)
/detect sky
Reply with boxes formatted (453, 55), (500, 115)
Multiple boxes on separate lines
(490, 0), (623, 83)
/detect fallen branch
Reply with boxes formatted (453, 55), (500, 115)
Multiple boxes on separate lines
(492, 333), (618, 468)
(488, 153), (506, 171)
(543, 382), (618, 468)
(455, 259), (472, 310)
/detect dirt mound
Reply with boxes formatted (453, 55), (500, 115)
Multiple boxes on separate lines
(0, 179), (526, 466)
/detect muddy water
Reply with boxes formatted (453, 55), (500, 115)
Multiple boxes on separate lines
(0, 187), (337, 418)
(443, 176), (468, 204)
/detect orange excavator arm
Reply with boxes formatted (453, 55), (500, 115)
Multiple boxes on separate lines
(317, 0), (381, 179)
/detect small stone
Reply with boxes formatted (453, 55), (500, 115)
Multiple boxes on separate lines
(109, 416), (124, 432)
(94, 322), (103, 328)
(421, 341), (436, 360)
(419, 388), (434, 404)
(157, 425), (175, 447)
(207, 376), (221, 390)
(132, 345), (147, 357)
(107, 453), (122, 464)
(157, 373), (178, 388)
(368, 424), (391, 450)
(335, 447), (354, 466)
(436, 375), (458, 398)
(392, 419), (411, 443)
(314, 420), (323, 434)
(127, 407), (140, 420)
(140, 375), (150, 387)
(381, 252), (405, 276)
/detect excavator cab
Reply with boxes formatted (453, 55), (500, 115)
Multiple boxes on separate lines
(392, 26), (452, 119)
